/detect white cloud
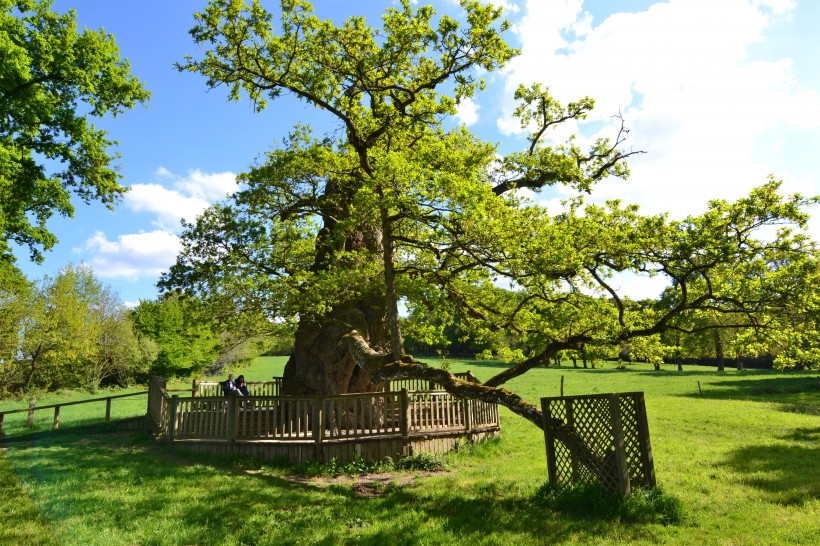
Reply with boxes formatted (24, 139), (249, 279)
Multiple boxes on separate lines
(456, 97), (480, 125)
(77, 168), (238, 284)
(76, 230), (182, 281)
(125, 168), (238, 231)
(498, 0), (820, 220)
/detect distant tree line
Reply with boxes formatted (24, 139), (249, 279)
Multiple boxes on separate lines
(0, 263), (291, 396)
(403, 286), (820, 372)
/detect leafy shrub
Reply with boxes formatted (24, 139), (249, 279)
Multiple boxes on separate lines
(395, 452), (444, 471)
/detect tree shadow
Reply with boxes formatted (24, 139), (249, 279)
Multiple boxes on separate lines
(0, 427), (667, 545)
(0, 419), (144, 446)
(667, 375), (820, 414)
(720, 429), (820, 506)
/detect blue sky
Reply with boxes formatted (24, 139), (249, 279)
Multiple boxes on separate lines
(15, 0), (820, 305)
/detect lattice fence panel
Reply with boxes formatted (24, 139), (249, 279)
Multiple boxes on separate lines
(541, 392), (656, 496)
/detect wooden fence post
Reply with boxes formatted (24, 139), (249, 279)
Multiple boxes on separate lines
(608, 394), (631, 497)
(168, 395), (179, 442)
(566, 399), (579, 482)
(312, 396), (324, 460)
(634, 392), (656, 488)
(27, 398), (35, 427)
(463, 397), (472, 433)
(53, 405), (61, 429)
(192, 378), (198, 397)
(105, 398), (112, 422)
(541, 398), (559, 488)
(226, 393), (237, 443)
(399, 389), (410, 440)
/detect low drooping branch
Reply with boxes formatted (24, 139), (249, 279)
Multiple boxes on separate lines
(340, 329), (616, 482)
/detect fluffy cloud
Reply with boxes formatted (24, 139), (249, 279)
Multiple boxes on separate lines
(79, 168), (237, 283)
(456, 97), (480, 125)
(77, 230), (182, 281)
(498, 0), (820, 219)
(126, 168), (238, 231)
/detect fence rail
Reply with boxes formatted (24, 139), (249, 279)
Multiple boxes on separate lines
(193, 378), (282, 398)
(148, 377), (499, 447)
(0, 390), (147, 433)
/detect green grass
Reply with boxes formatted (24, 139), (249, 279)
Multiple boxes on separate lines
(1, 357), (818, 545)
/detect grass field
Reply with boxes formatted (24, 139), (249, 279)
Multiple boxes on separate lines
(1, 357), (818, 545)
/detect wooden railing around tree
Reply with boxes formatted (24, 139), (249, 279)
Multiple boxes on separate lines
(149, 376), (499, 445)
(192, 378), (282, 398)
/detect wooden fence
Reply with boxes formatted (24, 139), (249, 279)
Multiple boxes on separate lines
(193, 378), (282, 398)
(0, 390), (148, 434)
(541, 392), (655, 497)
(148, 376), (500, 463)
(192, 372), (478, 398)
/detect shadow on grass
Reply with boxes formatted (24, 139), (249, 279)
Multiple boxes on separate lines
(0, 417), (146, 445)
(721, 430), (820, 505)
(0, 427), (670, 545)
(677, 375), (820, 413)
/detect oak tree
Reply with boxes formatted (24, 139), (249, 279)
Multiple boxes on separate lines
(166, 0), (818, 433)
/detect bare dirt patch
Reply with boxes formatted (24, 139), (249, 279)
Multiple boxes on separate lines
(284, 470), (444, 497)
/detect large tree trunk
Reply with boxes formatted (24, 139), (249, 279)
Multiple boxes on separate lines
(281, 204), (391, 396)
(282, 301), (388, 395)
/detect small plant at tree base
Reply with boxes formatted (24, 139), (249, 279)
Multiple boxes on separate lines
(301, 453), (444, 475)
(394, 452), (445, 472)
(534, 483), (683, 524)
(296, 456), (398, 477)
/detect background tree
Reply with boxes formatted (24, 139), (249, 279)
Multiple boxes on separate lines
(0, 261), (31, 392)
(131, 294), (220, 378)
(1, 264), (144, 392)
(166, 0), (819, 431)
(0, 0), (149, 266)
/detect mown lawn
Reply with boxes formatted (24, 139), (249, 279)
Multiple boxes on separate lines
(1, 357), (818, 545)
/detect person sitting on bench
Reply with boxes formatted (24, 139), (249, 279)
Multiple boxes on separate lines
(236, 375), (251, 397)
(223, 373), (239, 396)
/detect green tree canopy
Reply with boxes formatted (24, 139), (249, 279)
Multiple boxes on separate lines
(0, 264), (144, 393)
(165, 0), (820, 429)
(0, 0), (149, 264)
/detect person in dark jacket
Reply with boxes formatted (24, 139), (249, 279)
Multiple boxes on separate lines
(223, 373), (238, 396)
(236, 375), (251, 397)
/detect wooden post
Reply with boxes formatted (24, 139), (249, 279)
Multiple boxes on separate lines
(312, 396), (324, 460)
(53, 405), (61, 429)
(608, 394), (631, 497)
(697, 381), (703, 397)
(634, 392), (656, 488)
(192, 378), (198, 397)
(399, 389), (410, 440)
(168, 395), (179, 442)
(0, 412), (4, 434)
(560, 375), (565, 397)
(566, 399), (579, 482)
(226, 392), (237, 443)
(27, 398), (35, 427)
(105, 398), (112, 422)
(463, 397), (472, 432)
(541, 398), (559, 487)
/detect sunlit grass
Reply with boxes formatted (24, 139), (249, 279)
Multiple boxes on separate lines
(1, 357), (818, 544)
